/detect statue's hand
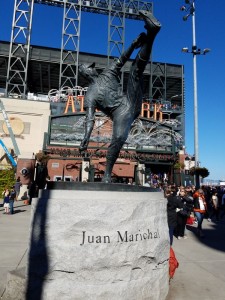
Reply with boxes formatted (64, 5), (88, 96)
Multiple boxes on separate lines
(133, 32), (147, 49)
(79, 139), (88, 152)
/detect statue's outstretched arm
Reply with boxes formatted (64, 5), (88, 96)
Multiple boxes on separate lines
(79, 107), (95, 151)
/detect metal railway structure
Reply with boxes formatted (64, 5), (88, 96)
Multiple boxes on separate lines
(2, 0), (184, 101)
(5, 0), (153, 97)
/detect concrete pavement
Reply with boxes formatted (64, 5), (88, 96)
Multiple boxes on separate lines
(0, 200), (31, 298)
(166, 218), (225, 300)
(1, 199), (225, 299)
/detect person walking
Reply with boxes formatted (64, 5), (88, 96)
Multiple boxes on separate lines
(3, 188), (10, 214)
(1, 187), (7, 207)
(166, 186), (183, 245)
(209, 190), (219, 222)
(14, 176), (22, 201)
(27, 181), (38, 205)
(220, 191), (225, 220)
(9, 186), (16, 215)
(193, 188), (207, 237)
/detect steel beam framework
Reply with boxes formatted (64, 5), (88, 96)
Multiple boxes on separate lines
(6, 0), (154, 98)
(59, 2), (81, 88)
(6, 0), (34, 98)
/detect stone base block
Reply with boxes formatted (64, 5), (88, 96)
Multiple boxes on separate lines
(26, 182), (170, 300)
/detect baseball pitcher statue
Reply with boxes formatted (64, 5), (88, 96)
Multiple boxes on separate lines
(79, 10), (161, 183)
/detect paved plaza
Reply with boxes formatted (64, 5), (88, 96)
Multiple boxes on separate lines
(0, 200), (31, 298)
(166, 218), (225, 300)
(1, 199), (225, 300)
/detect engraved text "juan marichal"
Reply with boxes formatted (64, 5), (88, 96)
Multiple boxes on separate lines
(80, 229), (160, 246)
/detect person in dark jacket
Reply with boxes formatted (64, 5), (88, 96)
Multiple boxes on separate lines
(176, 189), (193, 239)
(9, 186), (16, 214)
(166, 186), (183, 245)
(27, 181), (38, 205)
(14, 176), (22, 200)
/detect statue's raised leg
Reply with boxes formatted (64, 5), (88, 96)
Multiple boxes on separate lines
(102, 10), (161, 183)
(139, 10), (161, 35)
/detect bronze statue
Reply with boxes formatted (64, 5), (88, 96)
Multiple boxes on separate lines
(79, 10), (161, 183)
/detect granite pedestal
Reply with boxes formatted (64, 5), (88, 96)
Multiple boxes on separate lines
(26, 182), (170, 299)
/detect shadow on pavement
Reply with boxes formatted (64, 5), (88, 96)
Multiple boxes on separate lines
(26, 192), (49, 300)
(186, 221), (225, 253)
(0, 203), (30, 212)
(13, 209), (27, 214)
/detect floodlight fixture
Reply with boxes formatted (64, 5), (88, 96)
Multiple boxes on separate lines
(171, 94), (182, 99)
(182, 46), (211, 56)
(182, 0), (195, 21)
(203, 48), (211, 54)
(182, 47), (189, 53)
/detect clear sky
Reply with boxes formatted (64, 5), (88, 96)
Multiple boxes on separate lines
(0, 0), (224, 181)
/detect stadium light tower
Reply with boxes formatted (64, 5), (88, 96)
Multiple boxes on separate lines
(180, 0), (210, 187)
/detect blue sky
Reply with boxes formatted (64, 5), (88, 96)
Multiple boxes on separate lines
(0, 0), (224, 181)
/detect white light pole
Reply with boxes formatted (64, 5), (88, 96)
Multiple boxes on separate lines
(181, 0), (210, 187)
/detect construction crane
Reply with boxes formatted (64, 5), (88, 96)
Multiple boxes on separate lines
(0, 99), (20, 167)
(0, 139), (17, 167)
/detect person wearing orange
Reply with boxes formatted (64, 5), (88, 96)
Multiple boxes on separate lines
(193, 188), (207, 237)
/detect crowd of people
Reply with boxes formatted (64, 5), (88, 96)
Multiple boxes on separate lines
(165, 184), (225, 245)
(2, 175), (225, 238)
(1, 176), (39, 215)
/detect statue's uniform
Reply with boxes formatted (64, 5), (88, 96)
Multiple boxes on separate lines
(84, 58), (144, 118)
(84, 59), (123, 114)
(84, 57), (144, 165)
